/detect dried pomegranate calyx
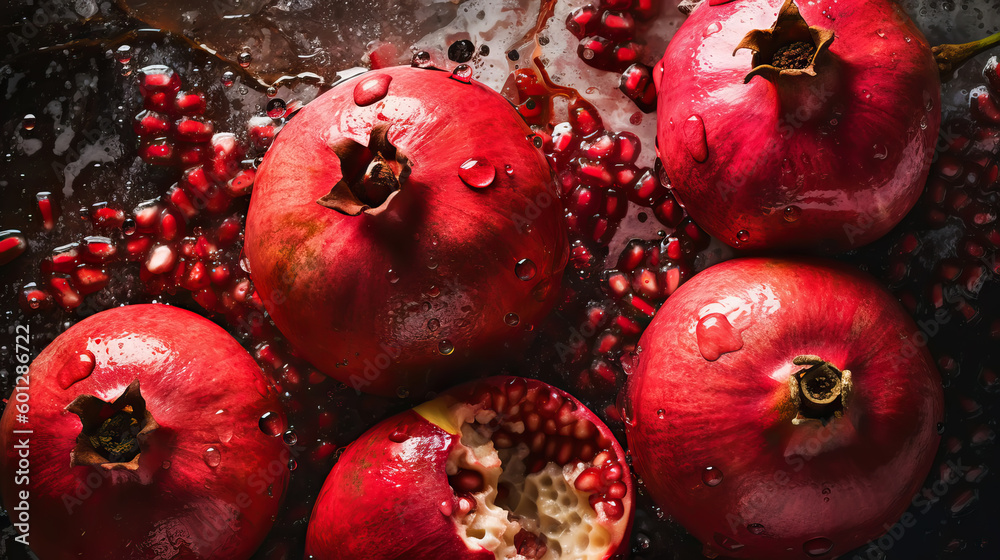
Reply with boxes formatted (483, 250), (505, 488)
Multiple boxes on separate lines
(65, 379), (159, 470)
(733, 0), (835, 84)
(317, 123), (411, 216)
(789, 355), (852, 425)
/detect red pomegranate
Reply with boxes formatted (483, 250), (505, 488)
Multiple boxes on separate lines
(0, 305), (288, 559)
(623, 258), (944, 559)
(653, 0), (992, 251)
(305, 376), (634, 559)
(245, 65), (568, 397)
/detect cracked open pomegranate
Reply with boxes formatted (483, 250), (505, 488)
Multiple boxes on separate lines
(623, 258), (944, 559)
(654, 0), (1000, 251)
(0, 305), (288, 560)
(305, 376), (634, 559)
(245, 65), (568, 397)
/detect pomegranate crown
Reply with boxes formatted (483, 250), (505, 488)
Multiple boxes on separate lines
(733, 0), (835, 84)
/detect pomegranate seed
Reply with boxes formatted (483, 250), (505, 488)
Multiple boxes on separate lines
(0, 231), (28, 266)
(569, 99), (603, 137)
(226, 169), (256, 198)
(140, 138), (176, 165)
(133, 110), (171, 136)
(175, 117), (215, 143)
(566, 5), (600, 39)
(619, 63), (656, 113)
(19, 283), (53, 312)
(138, 65), (181, 97)
(91, 207), (125, 229)
(49, 277), (82, 310)
(146, 244), (177, 274)
(449, 469), (485, 493)
(601, 11), (635, 41)
(73, 266), (109, 294)
(125, 237), (152, 261)
(36, 192), (55, 230)
(209, 133), (244, 181)
(177, 142), (210, 167)
(174, 91), (206, 116)
(82, 236), (117, 263)
(168, 185), (199, 219)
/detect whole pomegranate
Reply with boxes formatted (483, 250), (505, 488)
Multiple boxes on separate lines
(245, 65), (568, 397)
(0, 305), (288, 559)
(655, 0), (945, 251)
(305, 376), (634, 559)
(623, 258), (944, 559)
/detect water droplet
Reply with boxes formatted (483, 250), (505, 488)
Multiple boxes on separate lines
(873, 144), (888, 160)
(783, 206), (801, 222)
(702, 466), (724, 487)
(736, 230), (750, 243)
(904, 36), (911, 43)
(386, 269), (399, 284)
(122, 218), (137, 235)
(120, 64), (133, 77)
(504, 312), (520, 326)
(937, 422), (946, 434)
(57, 349), (96, 390)
(421, 301), (432, 312)
(713, 533), (743, 551)
(258, 411), (283, 437)
(531, 135), (543, 149)
(656, 409), (665, 419)
(353, 73), (393, 106)
(21, 114), (36, 131)
(876, 28), (886, 38)
(515, 258), (537, 281)
(920, 116), (929, 130)
(747, 523), (765, 535)
(221, 71), (235, 87)
(450, 64), (473, 84)
(238, 51), (252, 68)
(239, 254), (252, 274)
(682, 115), (709, 163)
(438, 340), (455, 355)
(696, 313), (743, 361)
(704, 21), (723, 37)
(439, 500), (454, 516)
(287, 459), (297, 471)
(115, 44), (132, 64)
(411, 51), (432, 68)
(504, 164), (514, 175)
(161, 460), (171, 470)
(389, 429), (410, 443)
(396, 386), (410, 399)
(203, 446), (222, 468)
(427, 318), (440, 332)
(803, 537), (834, 556)
(217, 424), (234, 444)
(459, 158), (496, 189)
(822, 487), (831, 495)
(266, 98), (286, 118)
(282, 430), (298, 445)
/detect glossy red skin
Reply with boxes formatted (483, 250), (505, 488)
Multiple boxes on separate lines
(245, 66), (568, 397)
(305, 376), (634, 560)
(655, 0), (940, 251)
(0, 305), (288, 560)
(623, 258), (943, 559)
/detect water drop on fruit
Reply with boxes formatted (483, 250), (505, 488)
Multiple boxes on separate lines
(288, 459), (297, 471)
(656, 409), (665, 419)
(876, 28), (886, 38)
(282, 430), (298, 445)
(57, 349), (96, 390)
(353, 73), (393, 106)
(702, 466), (724, 486)
(696, 313), (743, 361)
(682, 115), (709, 163)
(266, 98), (286, 118)
(396, 386), (410, 399)
(458, 157), (496, 189)
(258, 411), (283, 436)
(161, 460), (171, 470)
(450, 64), (473, 84)
(427, 318), (440, 332)
(515, 258), (537, 281)
(736, 230), (750, 243)
(783, 206), (801, 222)
(803, 537), (834, 556)
(438, 340), (455, 355)
(122, 218), (137, 235)
(937, 422), (946, 434)
(448, 39), (475, 63)
(747, 523), (765, 535)
(411, 51), (432, 68)
(21, 114), (35, 131)
(203, 446), (222, 468)
(704, 21), (722, 37)
(439, 500), (454, 516)
(221, 71), (235, 87)
(504, 164), (514, 175)
(238, 51), (252, 68)
(388, 429), (409, 443)
(504, 312), (520, 326)
(115, 44), (132, 64)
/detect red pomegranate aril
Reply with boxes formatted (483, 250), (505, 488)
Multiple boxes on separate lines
(19, 283), (52, 312)
(250, 122), (276, 150)
(175, 117), (215, 143)
(623, 293), (655, 317)
(938, 155), (964, 182)
(605, 189), (628, 220)
(174, 91), (206, 115)
(168, 185), (198, 219)
(138, 65), (181, 97)
(653, 192), (685, 227)
(971, 86), (1000, 125)
(601, 11), (635, 41)
(604, 271), (631, 298)
(36, 192), (55, 230)
(140, 138), (176, 165)
(209, 133), (243, 181)
(134, 201), (160, 232)
(82, 236), (116, 263)
(146, 244), (177, 275)
(576, 159), (614, 188)
(614, 314), (642, 335)
(617, 240), (646, 272)
(133, 110), (171, 136)
(613, 43), (642, 67)
(629, 169), (665, 206)
(158, 210), (183, 241)
(614, 132), (640, 164)
(0, 232), (27, 266)
(125, 237), (152, 260)
(73, 266), (109, 294)
(449, 469), (485, 493)
(192, 288), (219, 312)
(619, 63), (657, 113)
(226, 168), (256, 198)
(91, 207), (125, 229)
(570, 100), (603, 137)
(567, 5), (600, 38)
(210, 264), (231, 286)
(181, 261), (210, 291)
(631, 267), (659, 299)
(578, 35), (613, 66)
(217, 216), (242, 246)
(664, 237), (682, 260)
(584, 133), (616, 160)
(48, 277), (82, 310)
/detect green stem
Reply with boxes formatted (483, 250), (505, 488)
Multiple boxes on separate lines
(934, 30), (1000, 83)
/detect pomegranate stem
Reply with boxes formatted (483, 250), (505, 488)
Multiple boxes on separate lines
(791, 355), (850, 422)
(934, 30), (1000, 82)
